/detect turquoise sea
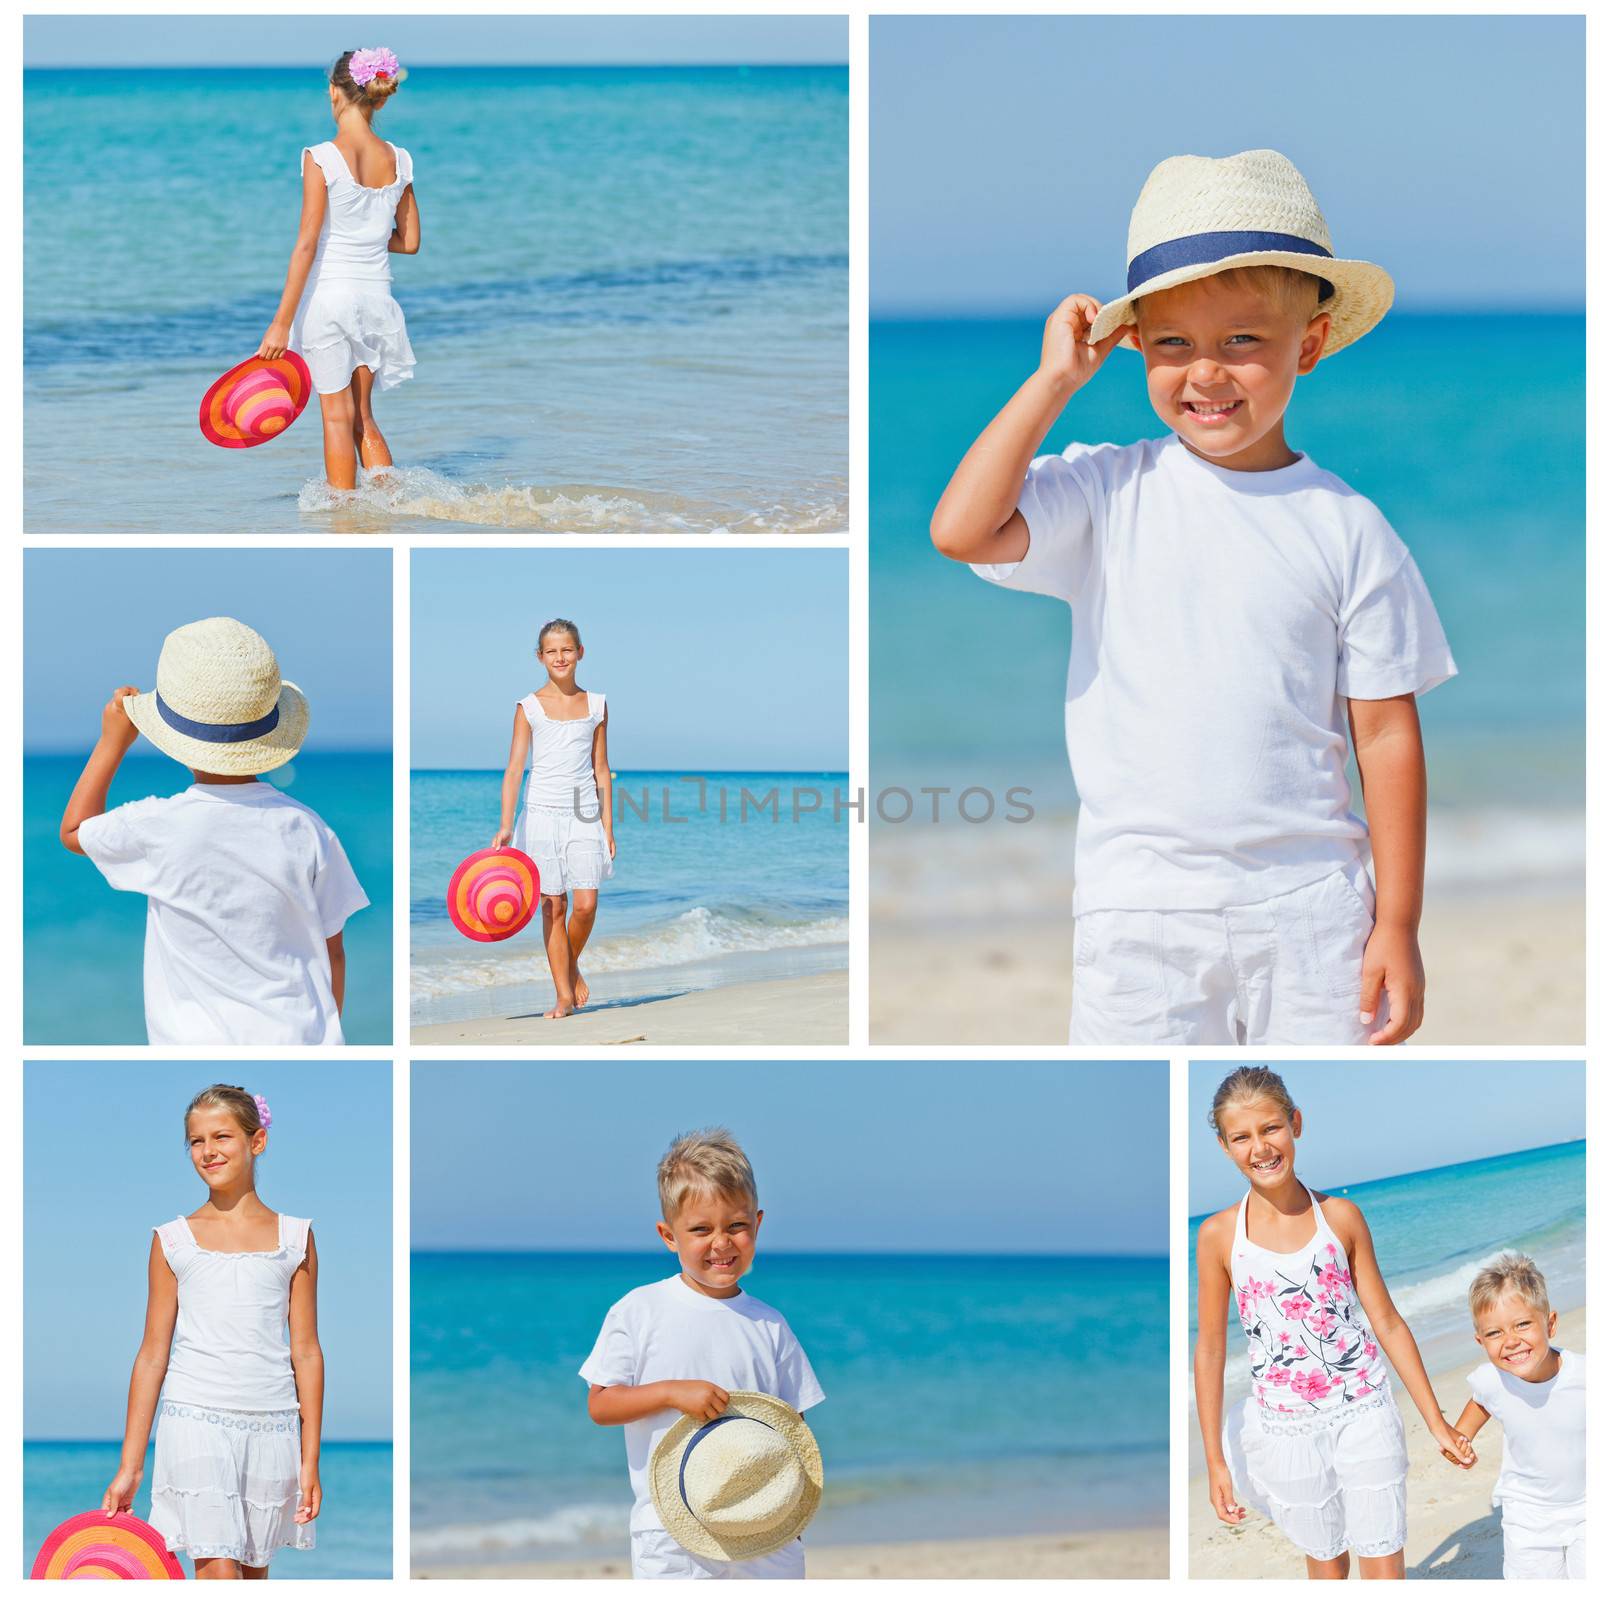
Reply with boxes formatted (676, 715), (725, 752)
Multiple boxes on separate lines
(23, 1440), (392, 1579)
(411, 1251), (1168, 1567)
(871, 315), (1584, 899)
(1186, 1139), (1586, 1387)
(411, 769), (847, 1024)
(24, 66), (847, 534)
(23, 753), (393, 1044)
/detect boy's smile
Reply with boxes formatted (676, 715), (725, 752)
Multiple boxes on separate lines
(1128, 275), (1330, 473)
(1475, 1292), (1560, 1382)
(657, 1188), (762, 1300)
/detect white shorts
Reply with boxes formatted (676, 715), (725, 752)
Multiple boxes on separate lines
(1502, 1498), (1586, 1579)
(1069, 863), (1381, 1045)
(630, 1530), (805, 1580)
(513, 804), (614, 897)
(1224, 1391), (1409, 1564)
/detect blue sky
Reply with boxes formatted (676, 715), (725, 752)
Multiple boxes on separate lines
(24, 1061), (394, 1441)
(412, 1059), (1169, 1256)
(411, 550), (847, 770)
(23, 549), (391, 754)
(871, 15), (1582, 315)
(23, 16), (846, 67)
(1188, 1061), (1586, 1213)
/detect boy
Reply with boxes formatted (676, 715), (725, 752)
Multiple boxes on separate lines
(1452, 1253), (1585, 1579)
(931, 149), (1456, 1046)
(581, 1128), (824, 1579)
(60, 616), (368, 1046)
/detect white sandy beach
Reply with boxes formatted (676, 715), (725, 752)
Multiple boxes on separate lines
(414, 1526), (1168, 1580)
(412, 970), (847, 1046)
(1188, 1309), (1586, 1578)
(872, 857), (1582, 1045)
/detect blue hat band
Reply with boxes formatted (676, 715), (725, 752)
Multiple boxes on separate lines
(1127, 230), (1335, 302)
(157, 692), (281, 744)
(678, 1414), (778, 1525)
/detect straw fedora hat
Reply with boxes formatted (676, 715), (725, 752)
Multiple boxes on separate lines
(649, 1393), (823, 1562)
(1088, 149), (1394, 357)
(124, 617), (309, 776)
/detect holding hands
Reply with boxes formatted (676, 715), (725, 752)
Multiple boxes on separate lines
(1433, 1420), (1477, 1469)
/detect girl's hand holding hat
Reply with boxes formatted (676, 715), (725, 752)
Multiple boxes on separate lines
(1038, 293), (1125, 398)
(257, 319), (293, 361)
(100, 1463), (141, 1516)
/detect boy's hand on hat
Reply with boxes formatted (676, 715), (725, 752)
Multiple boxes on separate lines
(1038, 294), (1125, 396)
(670, 1381), (731, 1423)
(101, 686), (141, 750)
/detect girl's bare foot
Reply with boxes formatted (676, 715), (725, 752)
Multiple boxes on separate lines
(544, 1001), (574, 1020)
(572, 967), (589, 1008)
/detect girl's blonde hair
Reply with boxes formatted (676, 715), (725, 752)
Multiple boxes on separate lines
(184, 1083), (263, 1141)
(1208, 1065), (1298, 1133)
(538, 618), (582, 652)
(657, 1127), (758, 1220)
(330, 50), (401, 110)
(1469, 1252), (1551, 1321)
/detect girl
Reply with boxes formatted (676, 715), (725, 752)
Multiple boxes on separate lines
(493, 619), (616, 1019)
(103, 1086), (322, 1579)
(1194, 1066), (1474, 1580)
(258, 47), (419, 491)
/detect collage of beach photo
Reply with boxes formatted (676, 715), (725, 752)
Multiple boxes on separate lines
(11, 5), (1591, 1591)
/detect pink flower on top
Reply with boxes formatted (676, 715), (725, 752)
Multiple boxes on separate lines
(1281, 1294), (1314, 1321)
(349, 47), (400, 86)
(1264, 1366), (1291, 1387)
(1326, 1243), (1338, 1257)
(1355, 1385), (1373, 1397)
(1304, 1309), (1336, 1337)
(1291, 1345), (1309, 1359)
(1364, 1340), (1378, 1361)
(1291, 1369), (1334, 1403)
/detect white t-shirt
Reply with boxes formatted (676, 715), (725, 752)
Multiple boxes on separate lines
(974, 434), (1457, 913)
(1469, 1347), (1585, 1509)
(579, 1274), (826, 1535)
(78, 782), (369, 1045)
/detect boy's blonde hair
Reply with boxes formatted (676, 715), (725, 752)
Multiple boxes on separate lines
(1469, 1252), (1551, 1322)
(1134, 264), (1324, 328)
(657, 1127), (758, 1219)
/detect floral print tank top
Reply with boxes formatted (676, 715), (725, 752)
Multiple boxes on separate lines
(1231, 1185), (1389, 1415)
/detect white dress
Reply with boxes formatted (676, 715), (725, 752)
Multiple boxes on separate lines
(290, 139), (416, 395)
(512, 690), (614, 896)
(147, 1214), (315, 1569)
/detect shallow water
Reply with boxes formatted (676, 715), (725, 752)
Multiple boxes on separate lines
(25, 66), (847, 534)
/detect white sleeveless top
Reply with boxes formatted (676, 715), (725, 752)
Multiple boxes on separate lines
(155, 1213), (311, 1412)
(303, 140), (413, 283)
(520, 691), (606, 811)
(1231, 1185), (1390, 1417)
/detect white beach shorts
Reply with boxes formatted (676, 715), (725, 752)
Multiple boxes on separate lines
(292, 280), (416, 396)
(1223, 1390), (1408, 1564)
(148, 1402), (313, 1569)
(513, 803), (614, 897)
(1501, 1498), (1586, 1580)
(630, 1529), (805, 1580)
(1069, 862), (1382, 1046)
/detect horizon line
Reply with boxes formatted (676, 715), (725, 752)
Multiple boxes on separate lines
(874, 303), (1585, 323)
(1187, 1133), (1585, 1224)
(410, 1245), (1166, 1260)
(23, 60), (846, 72)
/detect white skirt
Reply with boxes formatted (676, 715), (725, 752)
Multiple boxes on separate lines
(1224, 1389), (1408, 1562)
(293, 279), (415, 396)
(514, 803), (614, 896)
(148, 1402), (314, 1569)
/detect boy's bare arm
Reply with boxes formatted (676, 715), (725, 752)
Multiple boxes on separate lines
(1451, 1397), (1491, 1447)
(61, 687), (142, 853)
(588, 1381), (729, 1426)
(326, 931), (346, 1012)
(1348, 693), (1426, 1045)
(930, 294), (1121, 565)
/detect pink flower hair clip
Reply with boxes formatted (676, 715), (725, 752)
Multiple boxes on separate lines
(349, 47), (400, 87)
(253, 1094), (273, 1131)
